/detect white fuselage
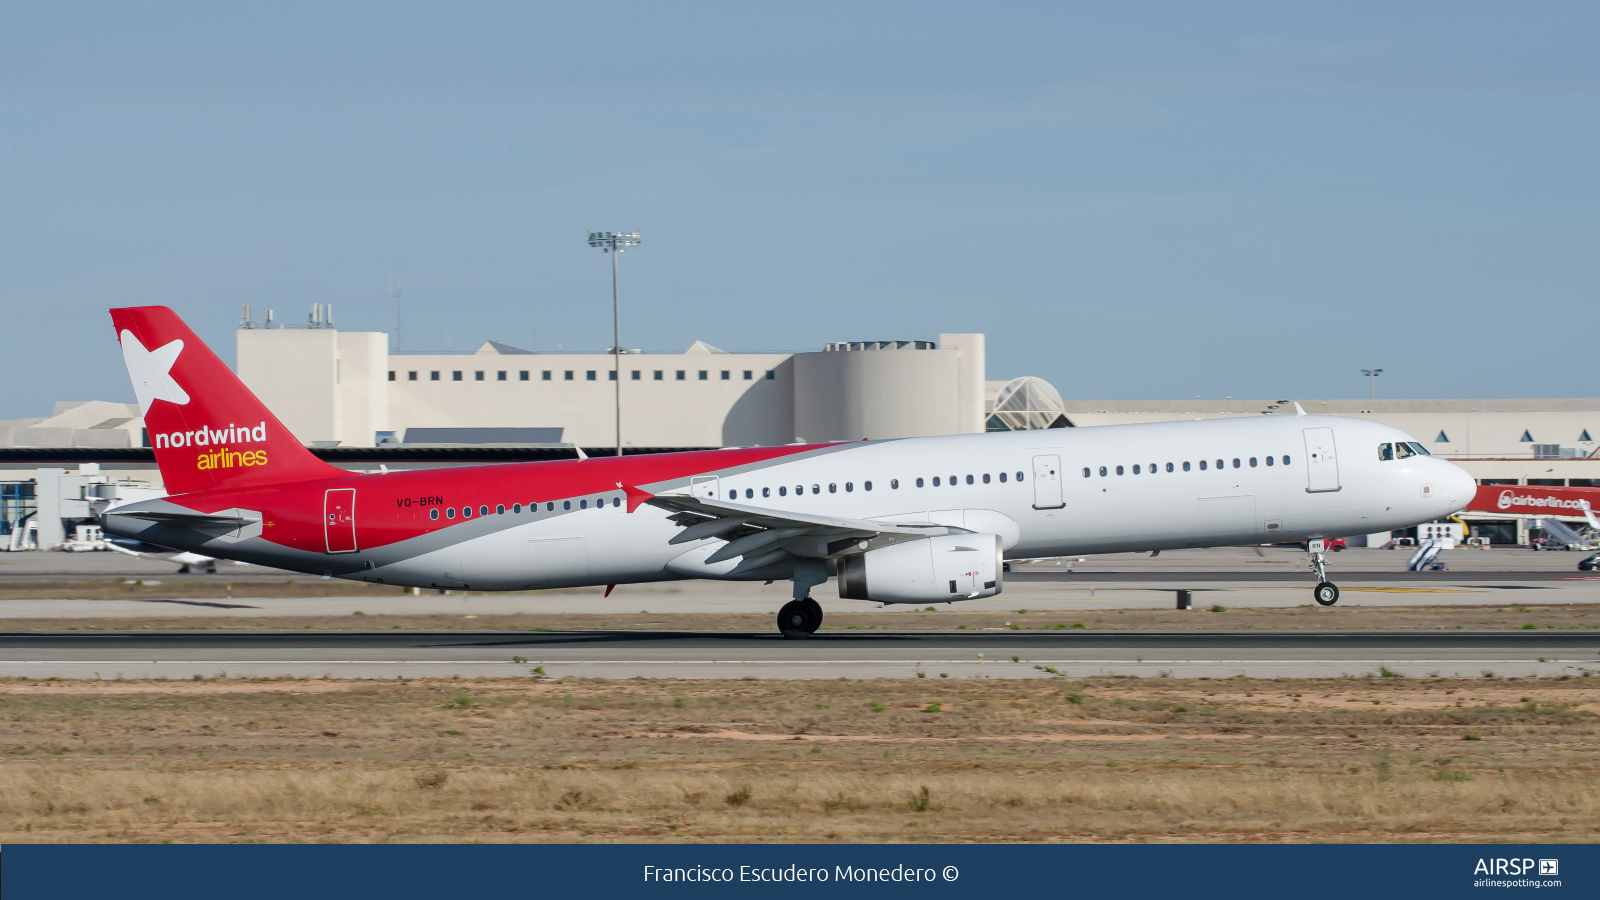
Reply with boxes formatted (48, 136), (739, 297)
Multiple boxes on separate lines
(376, 414), (1476, 592)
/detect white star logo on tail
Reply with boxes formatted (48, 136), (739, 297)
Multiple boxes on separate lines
(120, 329), (190, 414)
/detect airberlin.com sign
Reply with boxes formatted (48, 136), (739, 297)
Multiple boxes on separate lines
(1469, 484), (1600, 516)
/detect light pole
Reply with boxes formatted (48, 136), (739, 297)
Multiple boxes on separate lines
(587, 230), (641, 457)
(1361, 368), (1383, 401)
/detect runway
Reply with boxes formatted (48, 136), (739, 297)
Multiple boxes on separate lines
(5, 630), (1598, 681)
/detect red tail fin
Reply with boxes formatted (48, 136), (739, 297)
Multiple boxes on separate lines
(111, 306), (344, 495)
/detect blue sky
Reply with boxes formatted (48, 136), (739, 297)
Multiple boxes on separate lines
(2, 3), (1595, 418)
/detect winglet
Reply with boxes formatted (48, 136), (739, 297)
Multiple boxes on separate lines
(1293, 402), (1307, 416)
(619, 482), (654, 513)
(574, 445), (588, 460)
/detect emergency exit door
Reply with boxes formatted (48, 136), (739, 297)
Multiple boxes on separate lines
(324, 488), (357, 553)
(1031, 454), (1064, 509)
(1302, 428), (1341, 493)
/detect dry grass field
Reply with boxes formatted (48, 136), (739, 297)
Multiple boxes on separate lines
(2, 674), (1597, 843)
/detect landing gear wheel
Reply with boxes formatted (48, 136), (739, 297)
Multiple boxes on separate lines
(799, 598), (823, 633)
(1314, 581), (1340, 606)
(778, 600), (812, 639)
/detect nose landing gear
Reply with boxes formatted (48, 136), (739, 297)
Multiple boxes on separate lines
(1309, 540), (1340, 606)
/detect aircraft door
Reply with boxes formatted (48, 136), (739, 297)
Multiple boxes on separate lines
(324, 488), (357, 553)
(690, 475), (720, 501)
(1031, 454), (1064, 509)
(1302, 428), (1341, 493)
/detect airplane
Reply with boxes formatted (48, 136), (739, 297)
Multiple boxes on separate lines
(101, 306), (1478, 637)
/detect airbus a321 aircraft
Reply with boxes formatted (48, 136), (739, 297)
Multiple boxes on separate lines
(103, 306), (1477, 637)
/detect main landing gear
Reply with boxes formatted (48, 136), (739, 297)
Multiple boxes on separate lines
(778, 598), (823, 639)
(1309, 541), (1340, 606)
(778, 558), (829, 639)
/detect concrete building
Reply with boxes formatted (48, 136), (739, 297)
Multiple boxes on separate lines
(235, 326), (987, 449)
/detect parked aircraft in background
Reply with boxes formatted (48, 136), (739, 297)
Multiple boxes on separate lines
(101, 307), (1476, 636)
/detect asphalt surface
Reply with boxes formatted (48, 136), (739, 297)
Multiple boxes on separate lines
(4, 630), (1597, 681)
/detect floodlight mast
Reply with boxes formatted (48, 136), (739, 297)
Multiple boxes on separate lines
(1361, 368), (1383, 401)
(587, 230), (641, 457)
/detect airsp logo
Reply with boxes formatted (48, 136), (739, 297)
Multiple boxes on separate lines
(1540, 859), (1559, 876)
(120, 330), (190, 414)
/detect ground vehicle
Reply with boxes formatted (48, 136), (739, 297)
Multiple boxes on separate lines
(1579, 553), (1599, 571)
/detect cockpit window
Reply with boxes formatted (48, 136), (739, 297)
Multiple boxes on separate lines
(1407, 441), (1431, 456)
(1395, 442), (1417, 459)
(1378, 442), (1394, 461)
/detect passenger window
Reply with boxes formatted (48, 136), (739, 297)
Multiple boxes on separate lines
(916, 477), (924, 487)
(1116, 465), (1124, 475)
(796, 485), (804, 495)
(1182, 462), (1190, 471)
(1149, 463), (1156, 474)
(779, 486), (787, 496)
(1098, 466), (1107, 477)
(579, 500), (587, 509)
(1132, 465), (1140, 474)
(430, 508), (439, 520)
(546, 502), (554, 511)
(845, 482), (855, 492)
(446, 508), (456, 519)
(613, 497), (620, 507)
(729, 490), (737, 500)
(1232, 458), (1240, 468)
(982, 473), (991, 484)
(863, 481), (872, 491)
(563, 501), (571, 510)
(1199, 460), (1207, 470)
(949, 475), (957, 485)
(1379, 442), (1394, 461)
(746, 488), (754, 498)
(496, 504), (505, 515)
(1266, 456), (1274, 466)
(1282, 455), (1291, 465)
(1249, 457), (1257, 467)
(829, 483), (837, 493)
(762, 487), (770, 498)
(932, 477), (941, 486)
(463, 506), (473, 518)
(1016, 472), (1025, 482)
(811, 484), (820, 494)
(999, 472), (1007, 482)
(1216, 459), (1224, 470)
(890, 479), (897, 489)
(966, 475), (974, 485)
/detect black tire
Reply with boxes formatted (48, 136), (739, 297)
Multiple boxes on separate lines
(778, 600), (811, 639)
(1314, 581), (1340, 606)
(799, 598), (823, 633)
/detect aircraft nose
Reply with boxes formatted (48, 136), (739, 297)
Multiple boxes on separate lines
(1441, 463), (1478, 511)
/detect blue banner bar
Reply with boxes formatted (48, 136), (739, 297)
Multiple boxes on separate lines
(3, 844), (1593, 899)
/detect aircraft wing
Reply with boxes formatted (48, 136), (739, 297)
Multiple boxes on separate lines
(645, 493), (961, 572)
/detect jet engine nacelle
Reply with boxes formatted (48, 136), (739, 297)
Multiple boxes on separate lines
(836, 533), (1003, 603)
